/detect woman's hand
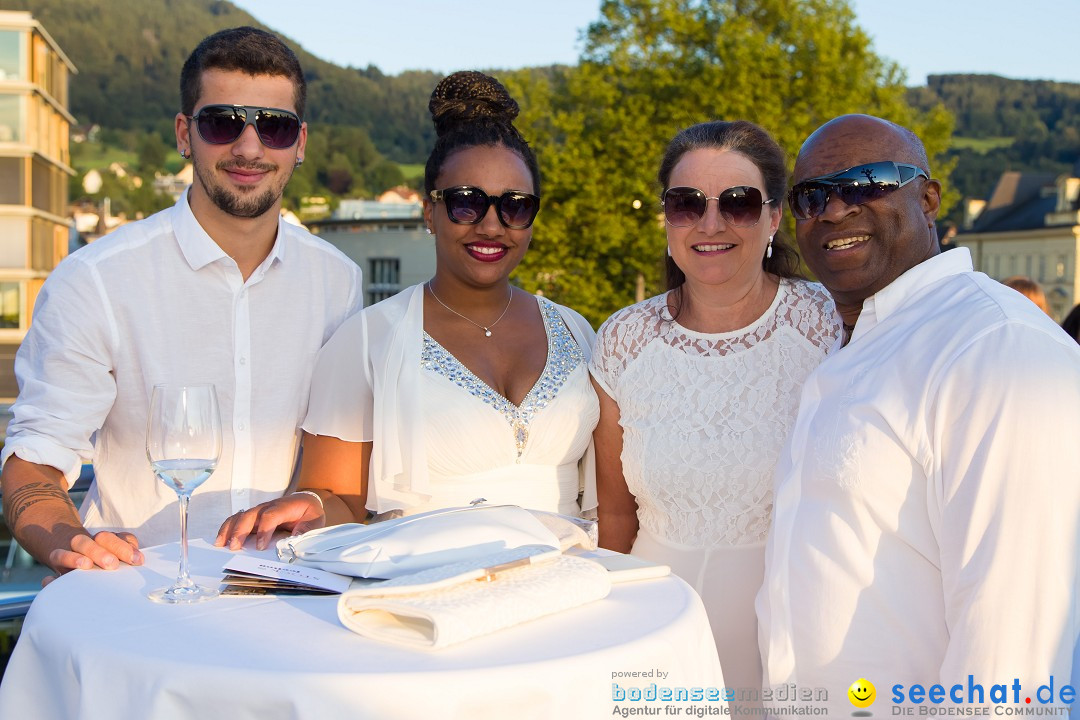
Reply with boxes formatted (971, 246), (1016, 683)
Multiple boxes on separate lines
(214, 493), (327, 551)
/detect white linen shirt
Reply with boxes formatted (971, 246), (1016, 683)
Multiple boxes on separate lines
(758, 248), (1080, 711)
(2, 191), (362, 546)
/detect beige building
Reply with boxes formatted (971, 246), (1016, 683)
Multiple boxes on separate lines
(954, 170), (1080, 322)
(0, 11), (76, 400)
(308, 199), (434, 306)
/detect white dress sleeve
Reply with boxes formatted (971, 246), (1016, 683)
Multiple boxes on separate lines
(301, 311), (374, 443)
(589, 308), (638, 398)
(550, 302), (600, 513)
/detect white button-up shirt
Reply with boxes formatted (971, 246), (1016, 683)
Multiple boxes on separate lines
(758, 248), (1080, 711)
(2, 192), (362, 546)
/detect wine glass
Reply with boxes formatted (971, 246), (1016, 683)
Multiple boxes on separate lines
(146, 383), (222, 604)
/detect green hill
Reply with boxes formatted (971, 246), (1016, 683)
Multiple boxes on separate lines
(0, 0), (440, 162)
(909, 74), (1080, 218)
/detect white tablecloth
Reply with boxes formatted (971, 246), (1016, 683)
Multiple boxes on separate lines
(0, 540), (725, 720)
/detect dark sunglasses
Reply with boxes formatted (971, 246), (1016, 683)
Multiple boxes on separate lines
(188, 104), (302, 149)
(429, 186), (540, 230)
(787, 161), (929, 220)
(662, 186), (774, 228)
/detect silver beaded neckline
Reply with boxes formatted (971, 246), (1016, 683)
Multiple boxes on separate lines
(421, 297), (585, 459)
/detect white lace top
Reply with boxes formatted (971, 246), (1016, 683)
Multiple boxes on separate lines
(590, 279), (840, 547)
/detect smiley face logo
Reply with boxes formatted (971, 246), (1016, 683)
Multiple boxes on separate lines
(848, 678), (876, 708)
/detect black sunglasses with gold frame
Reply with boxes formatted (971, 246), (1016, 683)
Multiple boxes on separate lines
(429, 186), (541, 230)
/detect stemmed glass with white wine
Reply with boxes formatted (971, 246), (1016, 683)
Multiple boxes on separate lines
(145, 383), (222, 604)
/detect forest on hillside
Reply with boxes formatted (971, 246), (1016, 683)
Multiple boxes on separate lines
(910, 74), (1080, 221)
(2, 0), (1079, 318)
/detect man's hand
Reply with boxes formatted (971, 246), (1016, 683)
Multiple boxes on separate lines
(215, 493), (326, 551)
(48, 530), (143, 573)
(41, 530), (142, 586)
(2, 456), (143, 579)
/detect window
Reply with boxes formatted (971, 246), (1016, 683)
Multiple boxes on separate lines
(0, 157), (22, 204)
(31, 157), (65, 216)
(367, 258), (400, 305)
(0, 95), (22, 143)
(0, 30), (23, 81)
(0, 216), (28, 267)
(30, 217), (57, 271)
(0, 282), (21, 328)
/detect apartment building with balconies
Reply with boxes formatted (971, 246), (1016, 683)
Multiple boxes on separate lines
(0, 11), (76, 400)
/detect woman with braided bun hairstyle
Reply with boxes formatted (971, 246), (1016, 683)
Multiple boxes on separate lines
(216, 71), (599, 548)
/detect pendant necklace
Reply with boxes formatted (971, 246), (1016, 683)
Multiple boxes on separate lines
(425, 281), (514, 338)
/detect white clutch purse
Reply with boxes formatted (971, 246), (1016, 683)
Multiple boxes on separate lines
(337, 544), (612, 649)
(277, 504), (595, 579)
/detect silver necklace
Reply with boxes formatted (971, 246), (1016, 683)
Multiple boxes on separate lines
(426, 281), (514, 338)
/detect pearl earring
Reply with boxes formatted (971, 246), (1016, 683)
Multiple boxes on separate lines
(766, 235), (774, 259)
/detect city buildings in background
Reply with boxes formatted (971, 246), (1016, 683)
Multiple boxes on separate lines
(955, 167), (1080, 322)
(0, 11), (76, 402)
(70, 158), (192, 244)
(308, 186), (434, 306)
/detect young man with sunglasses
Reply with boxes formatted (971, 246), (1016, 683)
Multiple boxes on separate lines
(757, 114), (1080, 711)
(0, 27), (362, 581)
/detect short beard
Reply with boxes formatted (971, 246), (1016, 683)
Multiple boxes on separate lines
(208, 184), (278, 218)
(192, 154), (289, 219)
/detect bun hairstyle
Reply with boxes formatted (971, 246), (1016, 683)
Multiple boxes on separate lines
(423, 71), (541, 196)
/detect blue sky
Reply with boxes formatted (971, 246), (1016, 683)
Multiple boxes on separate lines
(228, 0), (1080, 85)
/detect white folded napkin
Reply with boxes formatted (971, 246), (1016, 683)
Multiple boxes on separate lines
(277, 504), (593, 579)
(337, 545), (612, 649)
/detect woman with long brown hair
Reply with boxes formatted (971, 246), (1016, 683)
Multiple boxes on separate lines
(591, 120), (840, 695)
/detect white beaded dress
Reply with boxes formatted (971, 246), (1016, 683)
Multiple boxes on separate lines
(304, 283), (599, 517)
(590, 278), (839, 695)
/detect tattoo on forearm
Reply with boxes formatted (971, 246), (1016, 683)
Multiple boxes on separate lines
(4, 482), (77, 528)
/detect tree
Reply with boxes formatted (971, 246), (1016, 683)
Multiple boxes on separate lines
(365, 159), (407, 196)
(908, 75), (1080, 223)
(506, 0), (954, 326)
(137, 132), (168, 174)
(323, 151), (356, 196)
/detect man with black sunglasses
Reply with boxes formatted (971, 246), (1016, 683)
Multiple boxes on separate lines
(0, 27), (362, 582)
(758, 115), (1080, 712)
